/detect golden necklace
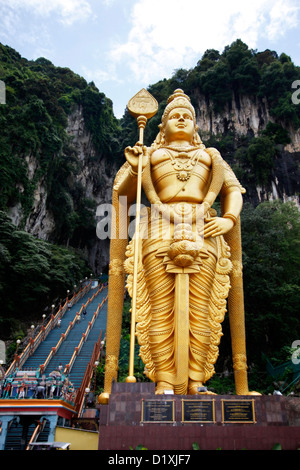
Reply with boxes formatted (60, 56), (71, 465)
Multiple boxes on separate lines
(166, 148), (200, 182)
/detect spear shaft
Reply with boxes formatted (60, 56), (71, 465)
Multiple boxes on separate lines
(126, 117), (147, 383)
(125, 90), (158, 383)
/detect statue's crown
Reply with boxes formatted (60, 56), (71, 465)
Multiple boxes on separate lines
(167, 89), (191, 105)
(162, 89), (195, 124)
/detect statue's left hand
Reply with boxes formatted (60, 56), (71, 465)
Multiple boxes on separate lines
(125, 141), (148, 174)
(203, 217), (234, 238)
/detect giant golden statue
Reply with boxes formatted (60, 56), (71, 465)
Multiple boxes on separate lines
(100, 89), (258, 403)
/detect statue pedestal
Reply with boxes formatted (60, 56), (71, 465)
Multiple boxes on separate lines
(98, 382), (300, 450)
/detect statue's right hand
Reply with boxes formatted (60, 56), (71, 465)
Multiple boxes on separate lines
(125, 142), (148, 174)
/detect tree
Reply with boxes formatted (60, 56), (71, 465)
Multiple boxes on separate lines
(196, 49), (220, 71)
(258, 59), (300, 126)
(240, 201), (300, 363)
(0, 211), (91, 339)
(233, 135), (277, 187)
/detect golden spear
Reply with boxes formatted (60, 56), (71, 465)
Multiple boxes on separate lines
(125, 89), (158, 383)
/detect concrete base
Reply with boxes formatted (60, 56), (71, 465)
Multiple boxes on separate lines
(98, 382), (300, 450)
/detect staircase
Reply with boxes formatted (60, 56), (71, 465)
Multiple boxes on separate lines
(66, 293), (107, 389)
(4, 419), (34, 450)
(21, 285), (107, 391)
(4, 417), (51, 450)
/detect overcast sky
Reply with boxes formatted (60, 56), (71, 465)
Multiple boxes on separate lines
(0, 0), (299, 117)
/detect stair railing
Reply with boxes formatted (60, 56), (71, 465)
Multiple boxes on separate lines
(5, 282), (92, 377)
(25, 418), (46, 451)
(74, 333), (103, 416)
(39, 286), (105, 375)
(64, 295), (107, 377)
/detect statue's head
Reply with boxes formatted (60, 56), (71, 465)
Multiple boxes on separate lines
(161, 89), (196, 127)
(152, 89), (203, 149)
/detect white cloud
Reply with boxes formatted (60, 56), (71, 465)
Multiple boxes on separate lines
(0, 0), (93, 26)
(266, 0), (300, 40)
(101, 0), (116, 5)
(82, 64), (122, 85)
(109, 0), (300, 84)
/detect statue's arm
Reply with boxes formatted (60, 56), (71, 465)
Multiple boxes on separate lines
(201, 148), (243, 235)
(221, 186), (243, 223)
(203, 187), (243, 238)
(116, 164), (138, 201)
(116, 142), (149, 201)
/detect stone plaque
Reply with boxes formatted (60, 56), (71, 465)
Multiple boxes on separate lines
(182, 399), (215, 423)
(141, 400), (175, 423)
(222, 399), (256, 423)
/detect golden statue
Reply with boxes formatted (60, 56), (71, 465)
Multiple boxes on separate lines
(100, 89), (259, 403)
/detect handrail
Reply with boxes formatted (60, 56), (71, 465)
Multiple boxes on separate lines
(25, 418), (46, 451)
(39, 286), (105, 374)
(74, 293), (108, 415)
(5, 282), (93, 376)
(75, 333), (103, 416)
(40, 296), (92, 373)
(64, 294), (107, 376)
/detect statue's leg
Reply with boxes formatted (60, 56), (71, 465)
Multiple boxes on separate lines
(143, 247), (176, 392)
(188, 252), (217, 394)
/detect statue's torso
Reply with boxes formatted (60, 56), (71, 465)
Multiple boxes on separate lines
(150, 148), (212, 203)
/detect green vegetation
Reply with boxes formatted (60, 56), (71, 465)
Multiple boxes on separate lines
(241, 200), (300, 360)
(0, 44), (121, 339)
(118, 298), (149, 383)
(0, 44), (121, 244)
(0, 211), (91, 339)
(145, 39), (300, 127)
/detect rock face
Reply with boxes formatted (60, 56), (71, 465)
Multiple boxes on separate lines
(8, 105), (119, 274)
(195, 93), (270, 141)
(64, 105), (119, 274)
(7, 95), (300, 273)
(8, 157), (56, 240)
(194, 91), (300, 207)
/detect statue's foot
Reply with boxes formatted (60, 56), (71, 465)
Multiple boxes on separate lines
(188, 381), (216, 395)
(155, 382), (174, 395)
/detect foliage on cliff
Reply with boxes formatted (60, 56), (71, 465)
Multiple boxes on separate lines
(0, 44), (121, 245)
(0, 43), (121, 337)
(241, 200), (300, 358)
(0, 211), (91, 339)
(145, 39), (300, 130)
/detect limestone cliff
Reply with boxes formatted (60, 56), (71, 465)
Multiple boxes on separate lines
(66, 105), (117, 274)
(194, 91), (300, 207)
(8, 104), (119, 275)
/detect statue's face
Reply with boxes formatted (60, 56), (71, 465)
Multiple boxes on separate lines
(164, 107), (194, 144)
